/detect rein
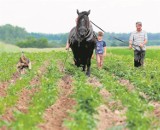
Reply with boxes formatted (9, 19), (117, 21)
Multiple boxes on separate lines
(90, 20), (128, 44)
(61, 48), (72, 72)
(90, 20), (142, 51)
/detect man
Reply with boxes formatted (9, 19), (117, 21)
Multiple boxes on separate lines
(129, 22), (148, 67)
(95, 31), (107, 69)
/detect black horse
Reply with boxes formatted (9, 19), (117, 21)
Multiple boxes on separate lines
(68, 10), (97, 76)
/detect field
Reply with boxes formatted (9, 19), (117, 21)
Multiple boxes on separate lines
(0, 47), (160, 130)
(0, 42), (21, 53)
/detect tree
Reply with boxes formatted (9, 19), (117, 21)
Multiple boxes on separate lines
(16, 37), (50, 48)
(0, 24), (28, 44)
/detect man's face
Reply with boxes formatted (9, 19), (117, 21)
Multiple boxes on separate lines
(136, 24), (142, 31)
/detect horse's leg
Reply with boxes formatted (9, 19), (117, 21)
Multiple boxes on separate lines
(75, 59), (80, 67)
(86, 59), (91, 77)
(82, 65), (86, 71)
(86, 65), (90, 77)
(86, 46), (94, 77)
(74, 58), (77, 66)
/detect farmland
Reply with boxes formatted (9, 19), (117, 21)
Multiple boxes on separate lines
(0, 47), (160, 130)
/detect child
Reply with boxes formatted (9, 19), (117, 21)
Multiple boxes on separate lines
(95, 31), (106, 69)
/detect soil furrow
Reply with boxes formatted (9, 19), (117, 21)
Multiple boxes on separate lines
(0, 72), (20, 97)
(88, 77), (126, 130)
(118, 78), (160, 125)
(39, 75), (76, 130)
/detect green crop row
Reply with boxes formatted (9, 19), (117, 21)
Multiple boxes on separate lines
(0, 52), (51, 115)
(103, 52), (160, 101)
(0, 53), (20, 82)
(91, 67), (154, 130)
(64, 61), (102, 130)
(6, 53), (63, 130)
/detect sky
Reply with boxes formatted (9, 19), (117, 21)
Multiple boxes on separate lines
(0, 0), (160, 34)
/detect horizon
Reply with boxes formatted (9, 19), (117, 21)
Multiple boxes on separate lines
(1, 23), (160, 35)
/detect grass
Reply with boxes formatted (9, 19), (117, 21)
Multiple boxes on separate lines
(0, 42), (20, 53)
(107, 47), (160, 60)
(0, 41), (66, 53)
(0, 53), (20, 82)
(21, 48), (66, 52)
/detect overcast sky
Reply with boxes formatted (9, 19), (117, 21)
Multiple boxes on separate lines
(0, 0), (160, 34)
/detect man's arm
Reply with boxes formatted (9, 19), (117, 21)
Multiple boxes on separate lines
(143, 39), (148, 45)
(129, 40), (133, 49)
(140, 32), (148, 47)
(129, 33), (133, 49)
(139, 39), (147, 48)
(65, 40), (70, 50)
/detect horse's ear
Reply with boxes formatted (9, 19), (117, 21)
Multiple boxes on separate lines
(77, 9), (80, 15)
(87, 10), (91, 15)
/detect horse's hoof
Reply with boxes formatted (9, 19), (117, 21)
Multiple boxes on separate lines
(86, 72), (90, 77)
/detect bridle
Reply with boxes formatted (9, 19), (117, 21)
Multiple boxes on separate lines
(90, 20), (143, 51)
(76, 13), (90, 44)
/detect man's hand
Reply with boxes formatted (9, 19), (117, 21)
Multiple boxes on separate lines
(139, 43), (144, 48)
(103, 53), (107, 57)
(65, 47), (69, 50)
(129, 44), (132, 49)
(65, 43), (70, 50)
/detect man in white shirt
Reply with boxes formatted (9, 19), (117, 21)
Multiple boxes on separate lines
(129, 22), (148, 67)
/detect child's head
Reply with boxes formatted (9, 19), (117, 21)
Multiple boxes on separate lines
(97, 31), (103, 40)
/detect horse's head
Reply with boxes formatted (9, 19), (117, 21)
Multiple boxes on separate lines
(76, 10), (90, 38)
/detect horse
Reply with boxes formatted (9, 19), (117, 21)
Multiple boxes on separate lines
(68, 10), (97, 76)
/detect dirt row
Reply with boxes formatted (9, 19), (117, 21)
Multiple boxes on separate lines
(37, 61), (76, 130)
(38, 70), (127, 130)
(0, 60), (76, 130)
(1, 57), (159, 129)
(119, 78), (160, 122)
(0, 72), (20, 97)
(39, 75), (76, 130)
(88, 77), (127, 130)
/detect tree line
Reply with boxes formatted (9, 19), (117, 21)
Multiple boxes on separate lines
(0, 24), (159, 48)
